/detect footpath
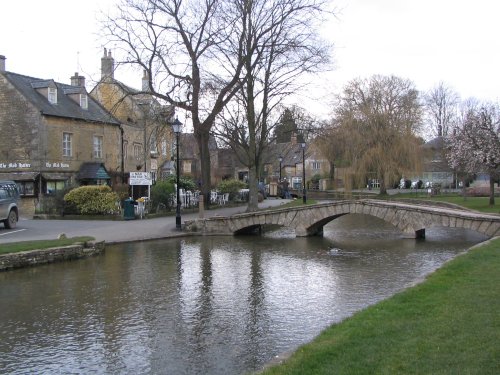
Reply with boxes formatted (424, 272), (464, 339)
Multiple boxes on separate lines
(0, 198), (290, 245)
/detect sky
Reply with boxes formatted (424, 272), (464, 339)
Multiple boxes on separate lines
(1, 0), (499, 119)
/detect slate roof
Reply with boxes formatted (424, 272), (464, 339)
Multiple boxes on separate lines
(2, 71), (121, 125)
(77, 162), (111, 180)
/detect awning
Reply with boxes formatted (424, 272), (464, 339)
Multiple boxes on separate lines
(0, 172), (39, 181)
(77, 162), (111, 180)
(42, 173), (70, 181)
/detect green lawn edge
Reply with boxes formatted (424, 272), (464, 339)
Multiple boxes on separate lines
(0, 236), (95, 254)
(260, 238), (500, 375)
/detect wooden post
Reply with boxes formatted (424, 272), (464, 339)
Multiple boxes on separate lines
(198, 194), (204, 218)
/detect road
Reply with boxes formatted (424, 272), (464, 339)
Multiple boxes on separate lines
(0, 199), (290, 245)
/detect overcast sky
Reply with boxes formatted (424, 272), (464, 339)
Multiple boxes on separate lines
(1, 0), (499, 119)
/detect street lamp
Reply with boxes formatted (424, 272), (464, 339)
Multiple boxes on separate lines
(278, 156), (283, 182)
(171, 117), (182, 230)
(301, 142), (306, 203)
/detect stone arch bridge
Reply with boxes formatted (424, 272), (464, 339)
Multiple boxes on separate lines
(184, 199), (500, 238)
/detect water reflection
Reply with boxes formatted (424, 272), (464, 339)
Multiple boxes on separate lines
(0, 214), (487, 374)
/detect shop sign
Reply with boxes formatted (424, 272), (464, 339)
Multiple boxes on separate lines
(0, 162), (32, 169)
(129, 172), (152, 185)
(0, 161), (70, 169)
(45, 162), (70, 168)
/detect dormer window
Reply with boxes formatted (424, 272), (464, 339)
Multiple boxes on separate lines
(48, 87), (57, 104)
(80, 94), (88, 109)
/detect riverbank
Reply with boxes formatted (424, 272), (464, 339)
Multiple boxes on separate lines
(260, 237), (500, 374)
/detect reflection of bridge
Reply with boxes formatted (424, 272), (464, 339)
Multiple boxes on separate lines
(184, 199), (500, 238)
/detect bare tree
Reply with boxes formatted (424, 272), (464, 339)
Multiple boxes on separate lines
(100, 0), (246, 204)
(334, 75), (423, 195)
(424, 82), (460, 139)
(214, 0), (332, 211)
(446, 101), (500, 205)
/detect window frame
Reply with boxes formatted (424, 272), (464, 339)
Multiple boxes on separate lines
(93, 135), (103, 159)
(62, 132), (73, 157)
(80, 93), (88, 109)
(48, 87), (57, 104)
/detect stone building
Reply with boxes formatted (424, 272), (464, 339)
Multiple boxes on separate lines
(0, 55), (122, 215)
(90, 49), (175, 194)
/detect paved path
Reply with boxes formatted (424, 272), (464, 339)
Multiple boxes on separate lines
(0, 199), (291, 245)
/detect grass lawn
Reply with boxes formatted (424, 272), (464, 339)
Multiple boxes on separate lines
(388, 193), (500, 214)
(422, 195), (500, 214)
(261, 238), (500, 375)
(0, 237), (94, 255)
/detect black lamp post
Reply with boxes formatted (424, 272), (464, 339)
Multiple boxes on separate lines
(301, 142), (306, 203)
(278, 156), (283, 182)
(172, 117), (182, 230)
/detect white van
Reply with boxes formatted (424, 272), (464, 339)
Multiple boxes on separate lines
(0, 181), (20, 229)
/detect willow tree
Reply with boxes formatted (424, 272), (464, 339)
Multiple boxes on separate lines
(100, 0), (246, 205)
(334, 75), (423, 195)
(213, 0), (331, 211)
(314, 118), (351, 189)
(446, 102), (500, 205)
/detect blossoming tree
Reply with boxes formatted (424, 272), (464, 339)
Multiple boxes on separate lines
(446, 102), (500, 205)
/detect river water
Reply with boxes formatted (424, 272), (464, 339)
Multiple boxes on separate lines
(0, 214), (487, 374)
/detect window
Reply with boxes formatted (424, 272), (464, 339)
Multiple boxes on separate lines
(93, 136), (103, 159)
(80, 94), (88, 109)
(292, 177), (302, 190)
(46, 181), (66, 195)
(161, 140), (167, 156)
(48, 87), (57, 104)
(134, 144), (142, 160)
(183, 160), (192, 174)
(17, 181), (34, 196)
(63, 133), (72, 157)
(312, 161), (321, 170)
(123, 141), (128, 160)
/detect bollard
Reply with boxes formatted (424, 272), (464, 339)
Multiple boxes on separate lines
(198, 194), (204, 218)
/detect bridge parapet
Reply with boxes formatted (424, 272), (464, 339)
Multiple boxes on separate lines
(184, 199), (500, 239)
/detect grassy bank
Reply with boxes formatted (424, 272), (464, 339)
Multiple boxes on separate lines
(389, 193), (500, 214)
(261, 238), (500, 374)
(0, 237), (94, 254)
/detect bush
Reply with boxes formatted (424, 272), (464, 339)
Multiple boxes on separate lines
(165, 175), (196, 191)
(217, 179), (247, 201)
(151, 180), (175, 211)
(64, 185), (120, 215)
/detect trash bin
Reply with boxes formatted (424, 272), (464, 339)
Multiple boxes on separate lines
(123, 198), (136, 220)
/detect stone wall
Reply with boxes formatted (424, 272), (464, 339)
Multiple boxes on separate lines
(0, 241), (105, 271)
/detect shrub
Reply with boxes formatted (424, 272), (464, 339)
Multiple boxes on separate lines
(151, 180), (175, 211)
(165, 175), (196, 191)
(64, 185), (120, 215)
(217, 179), (247, 201)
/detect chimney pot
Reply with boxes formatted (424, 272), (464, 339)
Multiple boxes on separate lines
(101, 48), (114, 80)
(70, 72), (86, 87)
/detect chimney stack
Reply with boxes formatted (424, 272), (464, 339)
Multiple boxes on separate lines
(70, 72), (86, 87)
(101, 48), (114, 81)
(0, 55), (6, 72)
(142, 69), (150, 92)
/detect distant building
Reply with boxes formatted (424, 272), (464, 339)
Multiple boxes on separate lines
(412, 136), (455, 188)
(0, 55), (121, 215)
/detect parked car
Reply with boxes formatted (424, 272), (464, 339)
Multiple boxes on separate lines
(0, 180), (20, 229)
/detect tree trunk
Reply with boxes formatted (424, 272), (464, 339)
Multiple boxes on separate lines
(247, 167), (259, 212)
(489, 174), (495, 206)
(195, 127), (212, 209)
(379, 178), (388, 195)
